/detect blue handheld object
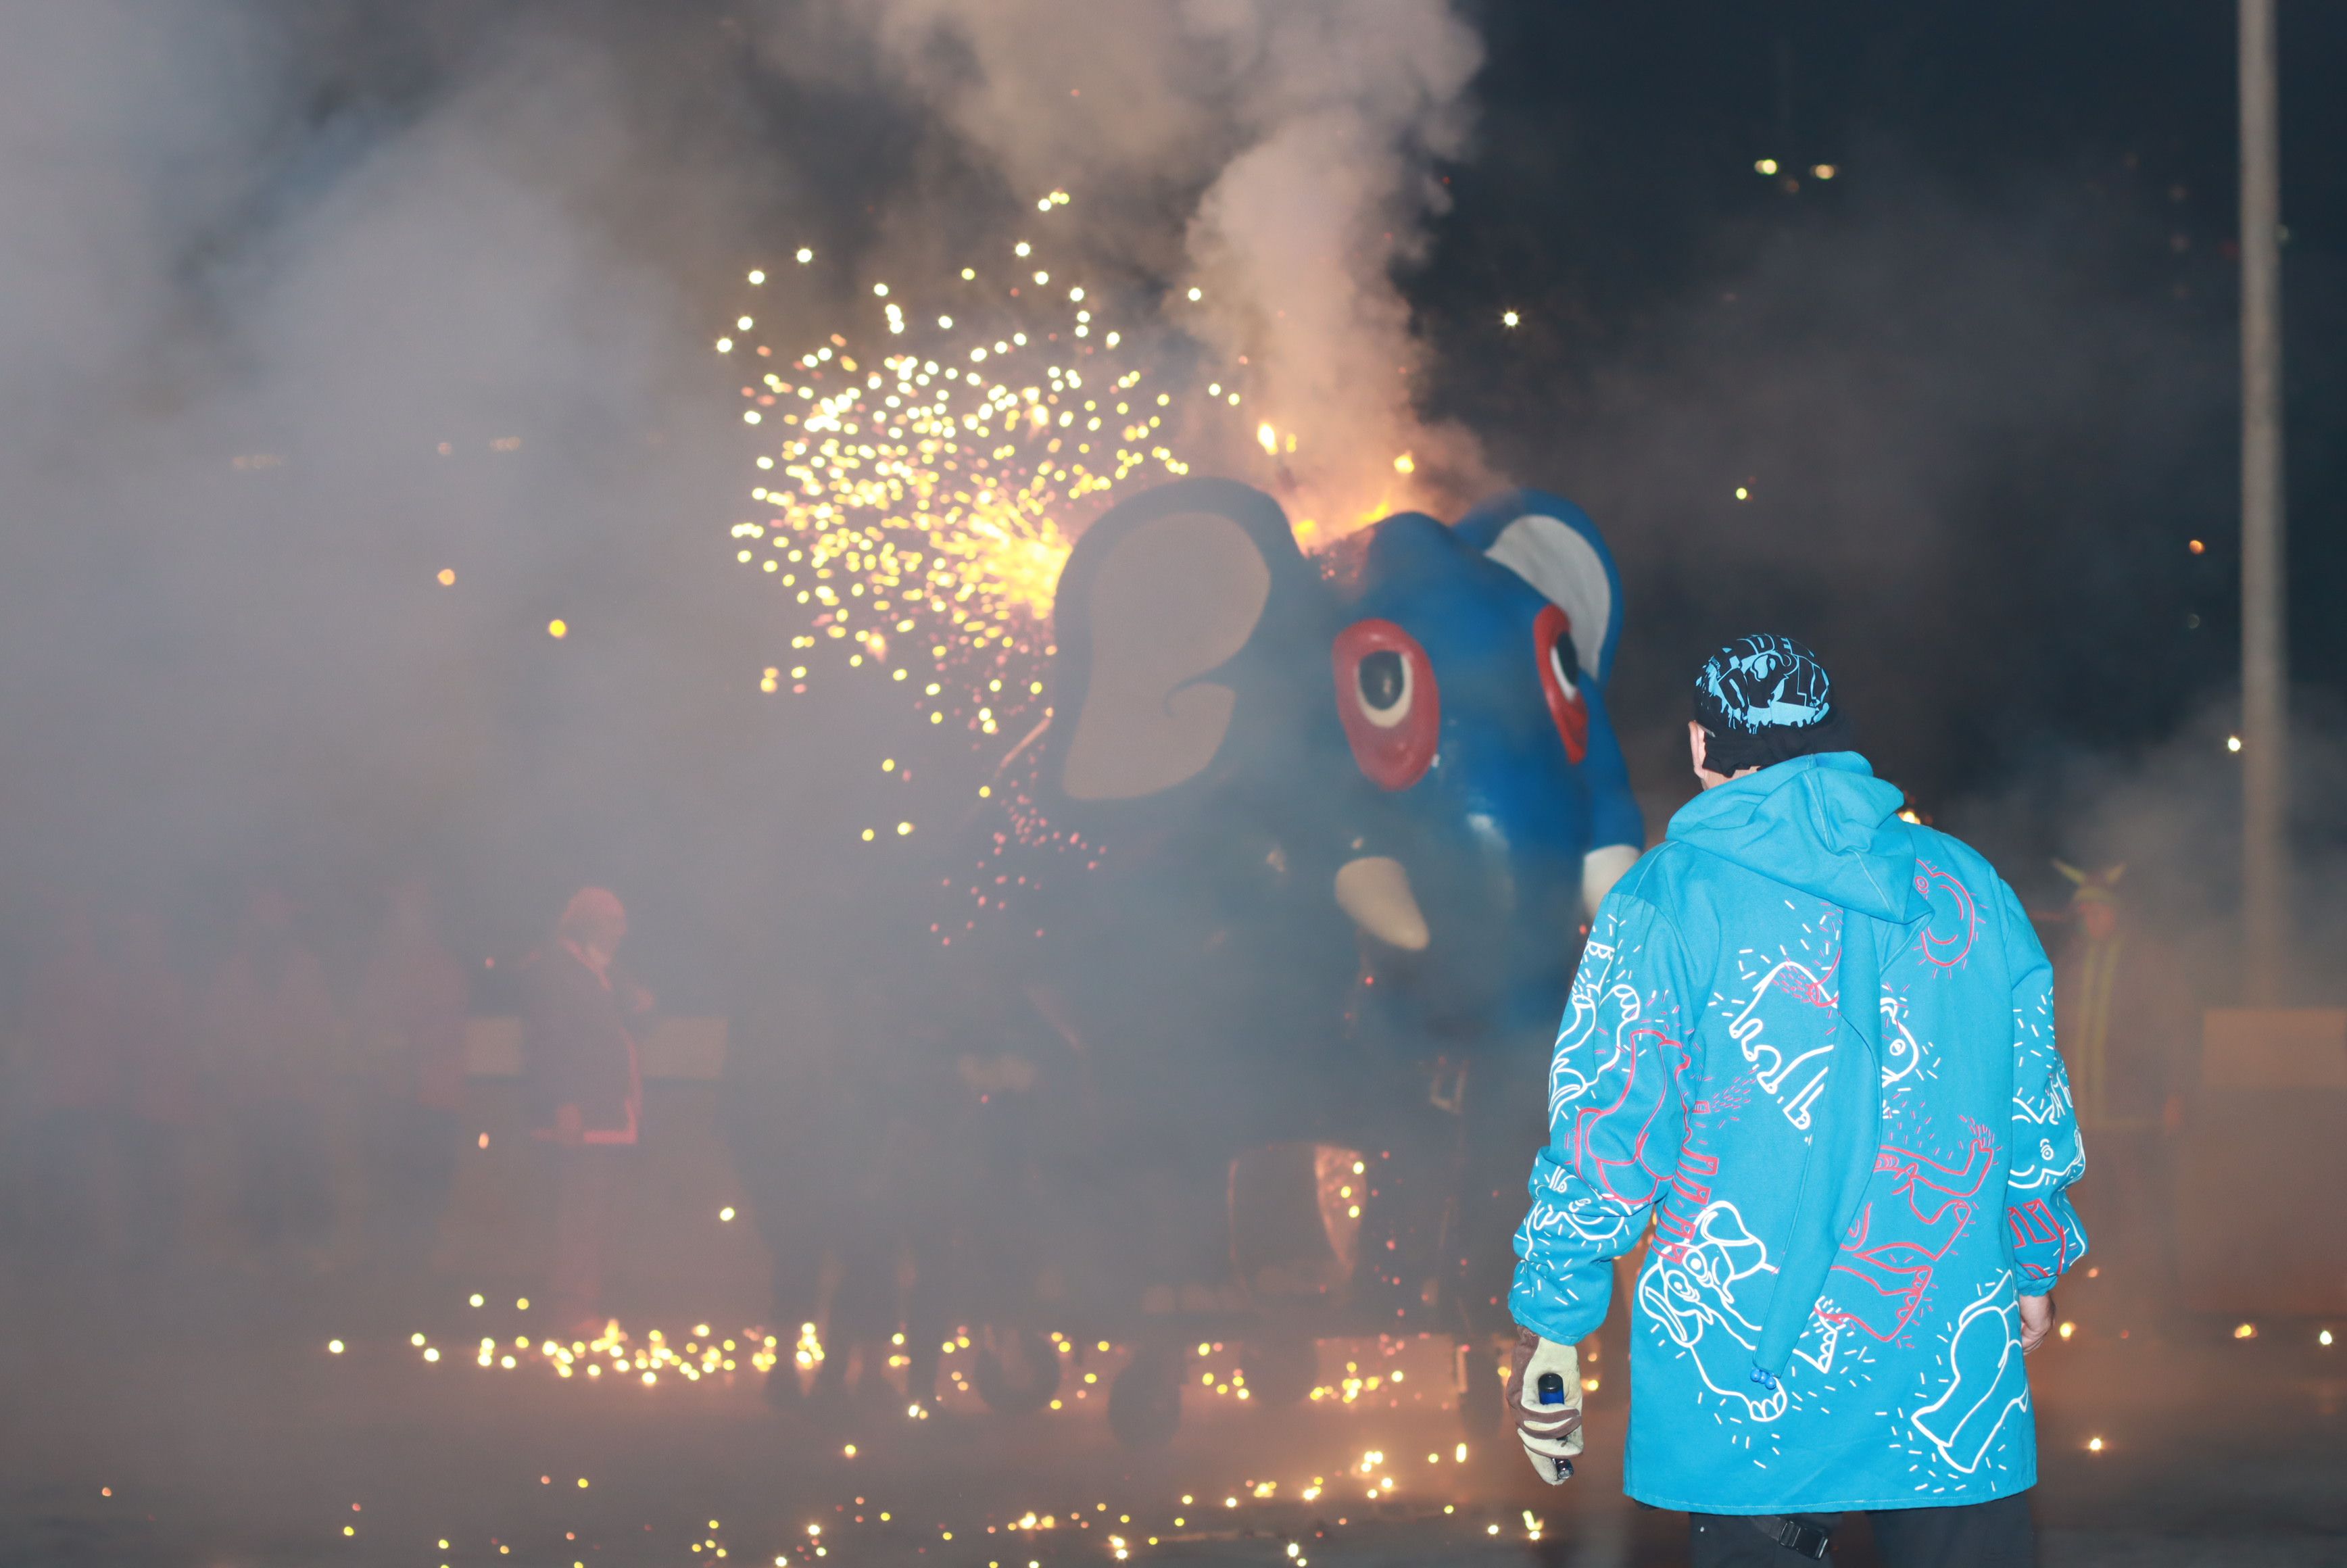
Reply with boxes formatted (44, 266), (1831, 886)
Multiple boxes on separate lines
(1537, 1371), (1566, 1406)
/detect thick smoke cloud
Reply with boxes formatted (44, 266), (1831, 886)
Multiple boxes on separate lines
(0, 2), (829, 979)
(782, 0), (1490, 534)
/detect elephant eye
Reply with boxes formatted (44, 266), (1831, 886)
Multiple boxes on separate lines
(1535, 602), (1591, 766)
(1547, 640), (1579, 700)
(1332, 618), (1438, 791)
(1357, 650), (1411, 725)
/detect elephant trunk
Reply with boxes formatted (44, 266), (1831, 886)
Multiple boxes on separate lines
(1334, 855), (1431, 952)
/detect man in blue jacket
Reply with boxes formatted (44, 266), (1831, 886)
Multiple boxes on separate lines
(1507, 635), (2086, 1565)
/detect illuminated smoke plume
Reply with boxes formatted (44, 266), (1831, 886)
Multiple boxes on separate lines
(788, 0), (1491, 543)
(1178, 1), (1489, 538)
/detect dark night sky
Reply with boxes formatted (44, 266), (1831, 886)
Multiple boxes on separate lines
(1418, 1), (2347, 830)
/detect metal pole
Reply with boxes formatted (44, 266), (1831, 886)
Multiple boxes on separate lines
(2240, 0), (2288, 1003)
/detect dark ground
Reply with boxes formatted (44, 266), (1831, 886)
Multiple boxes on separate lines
(0, 1265), (2336, 1568)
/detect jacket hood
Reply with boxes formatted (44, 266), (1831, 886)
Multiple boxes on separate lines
(1666, 752), (1923, 923)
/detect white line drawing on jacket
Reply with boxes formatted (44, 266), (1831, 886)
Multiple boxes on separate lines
(1639, 1200), (1791, 1423)
(1726, 957), (1835, 1129)
(1908, 1274), (2029, 1474)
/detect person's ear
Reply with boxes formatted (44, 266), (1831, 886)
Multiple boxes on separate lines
(1688, 720), (1710, 779)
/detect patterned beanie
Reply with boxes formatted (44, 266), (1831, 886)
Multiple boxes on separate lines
(1692, 634), (1854, 775)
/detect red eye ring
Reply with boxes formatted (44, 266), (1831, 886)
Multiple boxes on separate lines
(1536, 603), (1590, 766)
(1334, 618), (1439, 790)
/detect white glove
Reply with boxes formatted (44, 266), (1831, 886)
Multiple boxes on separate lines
(1504, 1327), (1584, 1484)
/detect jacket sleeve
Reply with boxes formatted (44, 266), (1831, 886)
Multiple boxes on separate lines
(1998, 881), (2089, 1291)
(1510, 887), (1693, 1346)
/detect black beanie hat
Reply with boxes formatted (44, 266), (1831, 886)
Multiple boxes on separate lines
(1692, 634), (1854, 775)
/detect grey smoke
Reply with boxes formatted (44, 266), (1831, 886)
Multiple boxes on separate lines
(779, 0), (1491, 532)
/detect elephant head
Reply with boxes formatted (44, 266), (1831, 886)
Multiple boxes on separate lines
(1032, 476), (1642, 1053)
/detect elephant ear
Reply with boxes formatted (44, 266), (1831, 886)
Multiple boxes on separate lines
(1042, 478), (1329, 806)
(1453, 489), (1624, 687)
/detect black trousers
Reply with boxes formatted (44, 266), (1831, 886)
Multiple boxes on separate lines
(1689, 1491), (2035, 1567)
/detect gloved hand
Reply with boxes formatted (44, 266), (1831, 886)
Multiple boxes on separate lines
(1503, 1325), (1584, 1484)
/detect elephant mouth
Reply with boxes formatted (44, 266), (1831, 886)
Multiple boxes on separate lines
(1333, 855), (1431, 952)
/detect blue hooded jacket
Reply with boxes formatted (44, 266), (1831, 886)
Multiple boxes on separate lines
(1511, 753), (2086, 1513)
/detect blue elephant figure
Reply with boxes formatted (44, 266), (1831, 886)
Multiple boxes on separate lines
(1016, 476), (1644, 1361)
(1036, 474), (1642, 1042)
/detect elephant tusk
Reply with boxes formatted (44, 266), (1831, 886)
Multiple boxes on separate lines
(1335, 856), (1431, 952)
(1581, 843), (1642, 918)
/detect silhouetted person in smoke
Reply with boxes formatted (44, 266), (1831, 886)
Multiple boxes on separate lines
(18, 895), (124, 1263)
(116, 906), (195, 1266)
(808, 978), (902, 1413)
(2052, 862), (2193, 1315)
(727, 979), (845, 1408)
(520, 887), (650, 1337)
(203, 889), (342, 1267)
(352, 877), (470, 1277)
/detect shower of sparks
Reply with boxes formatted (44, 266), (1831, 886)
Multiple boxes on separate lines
(721, 217), (1231, 736)
(719, 207), (1256, 941)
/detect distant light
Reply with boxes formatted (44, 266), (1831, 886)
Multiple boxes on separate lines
(548, 618), (568, 639)
(747, 269), (765, 285)
(896, 822), (914, 835)
(1014, 241), (1032, 258)
(861, 828), (876, 841)
(715, 338), (733, 353)
(1393, 453), (1415, 475)
(1257, 423), (1278, 456)
(1755, 158), (1779, 175)
(962, 268), (976, 280)
(795, 247), (813, 264)
(2235, 1321), (2257, 1338)
(1735, 486), (1750, 500)
(2189, 537), (2206, 554)
(437, 568), (456, 586)
(719, 1206), (737, 1221)
(872, 283), (888, 297)
(2059, 1321), (2075, 1340)
(1033, 271), (1049, 285)
(1814, 164), (1837, 180)
(2322, 1329), (2335, 1346)
(938, 316), (954, 329)
(327, 1340), (344, 1354)
(469, 1294), (485, 1308)
(2087, 1436), (2104, 1452)
(477, 1133), (489, 1149)
(737, 316), (754, 330)
(516, 1298), (529, 1310)
(2227, 735), (2244, 753)
(1187, 287), (1203, 301)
